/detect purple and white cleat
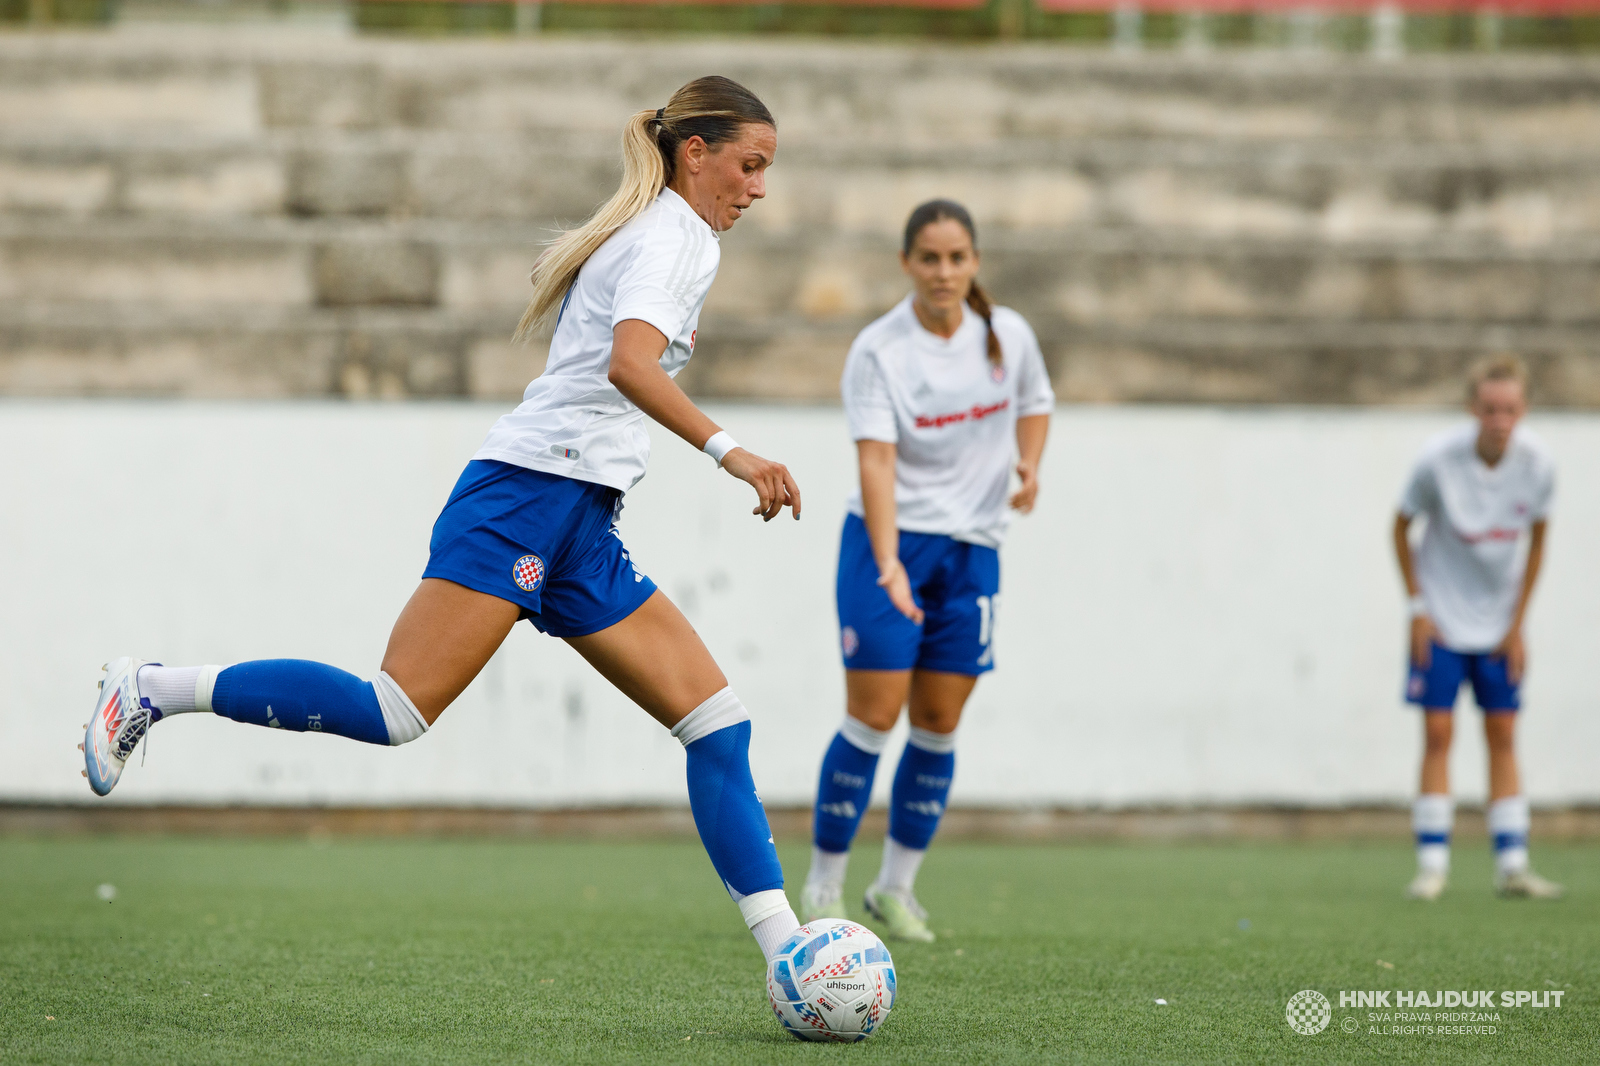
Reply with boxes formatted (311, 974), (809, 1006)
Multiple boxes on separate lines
(82, 657), (158, 796)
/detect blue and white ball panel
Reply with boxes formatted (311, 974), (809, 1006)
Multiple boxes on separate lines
(1406, 641), (1520, 712)
(836, 513), (1000, 675)
(423, 460), (657, 638)
(767, 918), (896, 1042)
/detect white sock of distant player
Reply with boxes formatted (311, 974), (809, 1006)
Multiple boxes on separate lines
(137, 665), (224, 717)
(1487, 795), (1531, 876)
(807, 847), (850, 895)
(1412, 794), (1453, 875)
(874, 837), (927, 896)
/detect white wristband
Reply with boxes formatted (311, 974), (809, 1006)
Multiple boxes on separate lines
(1408, 594), (1428, 617)
(702, 430), (739, 466)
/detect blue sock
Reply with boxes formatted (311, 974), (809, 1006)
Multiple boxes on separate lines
(683, 720), (784, 896)
(210, 660), (390, 746)
(888, 729), (956, 850)
(813, 726), (884, 854)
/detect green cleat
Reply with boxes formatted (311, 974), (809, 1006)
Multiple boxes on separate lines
(799, 883), (849, 924)
(1495, 869), (1564, 899)
(863, 886), (935, 943)
(1404, 871), (1447, 901)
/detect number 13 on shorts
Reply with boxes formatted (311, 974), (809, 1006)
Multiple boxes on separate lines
(977, 594), (998, 667)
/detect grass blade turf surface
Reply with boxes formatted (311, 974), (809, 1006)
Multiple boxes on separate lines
(0, 839), (1593, 1064)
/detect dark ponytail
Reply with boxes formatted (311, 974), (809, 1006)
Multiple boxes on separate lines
(902, 199), (1001, 367)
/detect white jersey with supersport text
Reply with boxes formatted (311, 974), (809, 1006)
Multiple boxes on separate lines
(475, 188), (719, 492)
(1399, 423), (1555, 652)
(842, 295), (1055, 547)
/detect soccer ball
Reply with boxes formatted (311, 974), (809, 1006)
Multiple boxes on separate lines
(767, 918), (896, 1042)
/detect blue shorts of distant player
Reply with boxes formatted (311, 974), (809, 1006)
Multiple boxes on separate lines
(1406, 641), (1519, 713)
(835, 512), (1000, 676)
(423, 460), (657, 638)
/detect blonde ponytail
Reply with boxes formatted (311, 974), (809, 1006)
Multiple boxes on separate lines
(514, 76), (775, 342)
(514, 110), (665, 340)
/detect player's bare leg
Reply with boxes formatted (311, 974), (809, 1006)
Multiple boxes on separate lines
(1484, 714), (1561, 899)
(1406, 710), (1454, 901)
(564, 589), (728, 728)
(567, 590), (802, 957)
(381, 579), (521, 724)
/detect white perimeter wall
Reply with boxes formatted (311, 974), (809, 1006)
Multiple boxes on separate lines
(3, 402), (1596, 808)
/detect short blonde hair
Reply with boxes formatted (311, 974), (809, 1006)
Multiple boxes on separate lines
(1468, 353), (1529, 403)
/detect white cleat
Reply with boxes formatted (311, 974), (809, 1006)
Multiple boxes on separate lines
(83, 657), (159, 797)
(800, 883), (849, 924)
(1495, 869), (1564, 899)
(1405, 871), (1448, 901)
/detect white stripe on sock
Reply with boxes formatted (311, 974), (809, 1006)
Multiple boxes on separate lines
(737, 887), (794, 929)
(194, 665), (223, 714)
(373, 672), (428, 746)
(839, 715), (891, 755)
(907, 725), (957, 755)
(670, 688), (749, 747)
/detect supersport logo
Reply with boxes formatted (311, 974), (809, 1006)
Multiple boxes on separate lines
(1454, 525), (1522, 544)
(914, 399), (1008, 430)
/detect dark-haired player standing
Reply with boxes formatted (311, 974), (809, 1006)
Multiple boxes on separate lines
(800, 201), (1054, 941)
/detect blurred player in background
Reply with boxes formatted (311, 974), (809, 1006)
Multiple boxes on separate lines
(1394, 355), (1562, 901)
(83, 76), (808, 961)
(799, 200), (1054, 941)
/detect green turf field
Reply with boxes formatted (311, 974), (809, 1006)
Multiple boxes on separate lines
(0, 837), (1592, 1064)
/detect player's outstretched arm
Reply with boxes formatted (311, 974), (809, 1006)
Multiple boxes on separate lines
(608, 319), (800, 522)
(1393, 511), (1434, 668)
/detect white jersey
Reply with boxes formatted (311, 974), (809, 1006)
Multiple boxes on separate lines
(1399, 423), (1554, 652)
(842, 295), (1056, 548)
(475, 188), (719, 493)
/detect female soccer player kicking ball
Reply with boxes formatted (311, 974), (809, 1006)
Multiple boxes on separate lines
(799, 201), (1054, 942)
(1394, 355), (1562, 901)
(82, 76), (806, 959)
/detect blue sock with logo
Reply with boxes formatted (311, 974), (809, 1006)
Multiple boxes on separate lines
(209, 660), (391, 746)
(671, 692), (785, 898)
(888, 727), (956, 851)
(812, 717), (891, 855)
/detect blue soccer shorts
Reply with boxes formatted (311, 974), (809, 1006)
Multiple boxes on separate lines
(1406, 641), (1520, 713)
(423, 460), (657, 638)
(835, 513), (1000, 676)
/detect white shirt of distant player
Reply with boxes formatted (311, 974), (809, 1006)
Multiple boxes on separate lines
(1399, 423), (1555, 652)
(842, 295), (1056, 548)
(475, 188), (718, 493)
